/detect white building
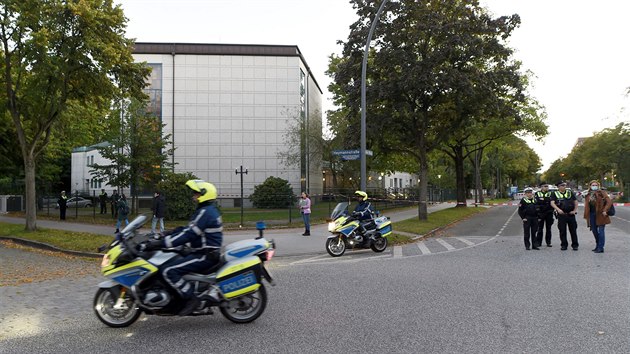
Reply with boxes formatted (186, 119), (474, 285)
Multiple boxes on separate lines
(72, 43), (323, 203)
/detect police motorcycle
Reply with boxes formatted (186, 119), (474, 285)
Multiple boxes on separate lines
(94, 215), (276, 327)
(325, 202), (393, 257)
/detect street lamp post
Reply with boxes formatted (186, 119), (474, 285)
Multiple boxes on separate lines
(235, 166), (248, 228)
(360, 0), (389, 191)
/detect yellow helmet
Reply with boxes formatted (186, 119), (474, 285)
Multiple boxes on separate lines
(185, 179), (217, 203)
(354, 190), (368, 201)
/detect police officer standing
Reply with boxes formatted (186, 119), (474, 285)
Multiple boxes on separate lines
(551, 181), (579, 251)
(534, 182), (554, 247)
(518, 188), (539, 250)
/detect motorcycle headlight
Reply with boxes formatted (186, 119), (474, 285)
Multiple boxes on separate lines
(328, 221), (336, 232)
(100, 254), (111, 268)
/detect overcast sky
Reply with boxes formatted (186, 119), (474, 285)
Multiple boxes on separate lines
(117, 0), (630, 171)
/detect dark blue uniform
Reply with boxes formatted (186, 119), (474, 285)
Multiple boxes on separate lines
(353, 200), (375, 236)
(518, 196), (538, 249)
(534, 190), (554, 247)
(551, 190), (579, 250)
(161, 201), (223, 299)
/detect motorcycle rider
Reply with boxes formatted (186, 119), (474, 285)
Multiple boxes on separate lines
(351, 190), (375, 241)
(140, 179), (223, 315)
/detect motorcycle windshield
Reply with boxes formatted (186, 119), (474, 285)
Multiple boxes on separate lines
(330, 202), (349, 220)
(121, 214), (148, 234)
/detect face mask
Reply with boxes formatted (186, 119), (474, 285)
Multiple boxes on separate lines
(591, 185), (599, 191)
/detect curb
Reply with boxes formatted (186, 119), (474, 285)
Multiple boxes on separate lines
(0, 236), (103, 259)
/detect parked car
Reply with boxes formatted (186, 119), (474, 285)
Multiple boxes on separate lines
(55, 196), (92, 208)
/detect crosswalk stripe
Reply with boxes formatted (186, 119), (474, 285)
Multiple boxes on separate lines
(436, 238), (456, 251)
(454, 237), (476, 246)
(393, 246), (403, 258)
(417, 241), (431, 255)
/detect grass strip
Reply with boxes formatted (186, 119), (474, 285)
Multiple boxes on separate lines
(0, 223), (111, 253)
(393, 206), (486, 235)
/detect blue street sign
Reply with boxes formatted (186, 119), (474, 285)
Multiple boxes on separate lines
(332, 149), (373, 161)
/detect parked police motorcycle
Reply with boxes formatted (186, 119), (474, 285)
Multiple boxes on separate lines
(94, 215), (276, 327)
(325, 202), (392, 257)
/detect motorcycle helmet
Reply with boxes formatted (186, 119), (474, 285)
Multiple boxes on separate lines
(185, 179), (217, 203)
(354, 190), (368, 201)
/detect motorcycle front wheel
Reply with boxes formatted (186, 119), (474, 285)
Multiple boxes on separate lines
(370, 236), (388, 252)
(94, 287), (141, 328)
(220, 284), (267, 323)
(326, 236), (346, 257)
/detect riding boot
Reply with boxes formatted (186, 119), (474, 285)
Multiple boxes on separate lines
(178, 296), (201, 316)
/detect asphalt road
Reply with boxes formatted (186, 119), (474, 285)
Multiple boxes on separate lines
(1, 205), (629, 353)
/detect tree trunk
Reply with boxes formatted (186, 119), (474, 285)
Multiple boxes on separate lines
(417, 154), (428, 221)
(24, 154), (37, 231)
(453, 145), (467, 207)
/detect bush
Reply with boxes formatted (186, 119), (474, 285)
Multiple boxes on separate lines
(156, 171), (198, 221)
(249, 176), (296, 209)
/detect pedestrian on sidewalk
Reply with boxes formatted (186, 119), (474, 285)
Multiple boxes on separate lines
(534, 182), (554, 247)
(518, 187), (538, 250)
(151, 190), (166, 234)
(99, 189), (108, 214)
(583, 180), (612, 253)
(110, 190), (119, 219)
(551, 181), (579, 251)
(299, 192), (311, 236)
(115, 194), (129, 233)
(58, 190), (68, 220)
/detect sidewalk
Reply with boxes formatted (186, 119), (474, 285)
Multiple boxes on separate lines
(0, 202), (458, 257)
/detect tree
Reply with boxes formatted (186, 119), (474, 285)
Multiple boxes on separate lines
(90, 98), (174, 213)
(156, 171), (198, 221)
(0, 0), (149, 230)
(249, 176), (296, 209)
(330, 0), (523, 219)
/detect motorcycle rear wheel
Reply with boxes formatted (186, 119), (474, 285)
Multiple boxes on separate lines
(94, 288), (141, 328)
(220, 284), (267, 323)
(370, 236), (388, 252)
(326, 236), (346, 257)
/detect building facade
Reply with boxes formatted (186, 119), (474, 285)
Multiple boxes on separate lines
(72, 43), (323, 202)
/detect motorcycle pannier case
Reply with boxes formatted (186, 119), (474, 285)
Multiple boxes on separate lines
(375, 216), (393, 237)
(216, 256), (263, 299)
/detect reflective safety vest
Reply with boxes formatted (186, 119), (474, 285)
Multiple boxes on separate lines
(554, 190), (572, 199)
(523, 198), (535, 204)
(536, 191), (550, 198)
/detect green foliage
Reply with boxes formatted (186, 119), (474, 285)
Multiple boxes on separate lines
(156, 171), (198, 221)
(249, 176), (296, 209)
(328, 0), (537, 217)
(90, 98), (174, 208)
(543, 122), (629, 190)
(0, 0), (149, 230)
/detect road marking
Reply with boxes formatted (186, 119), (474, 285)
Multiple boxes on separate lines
(417, 241), (431, 254)
(393, 246), (403, 258)
(454, 237), (476, 246)
(436, 238), (456, 251)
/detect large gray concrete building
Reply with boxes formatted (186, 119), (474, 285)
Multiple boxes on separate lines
(73, 42), (323, 203)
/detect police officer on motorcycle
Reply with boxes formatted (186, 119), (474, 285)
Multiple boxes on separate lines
(140, 179), (223, 315)
(351, 190), (375, 240)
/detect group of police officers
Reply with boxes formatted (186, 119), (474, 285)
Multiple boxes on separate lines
(518, 181), (579, 251)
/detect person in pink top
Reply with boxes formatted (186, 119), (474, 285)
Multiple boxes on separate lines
(299, 192), (311, 236)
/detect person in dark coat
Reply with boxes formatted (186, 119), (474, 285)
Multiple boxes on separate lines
(58, 190), (68, 220)
(518, 187), (539, 250)
(151, 190), (166, 233)
(114, 194), (129, 233)
(110, 190), (119, 218)
(99, 189), (108, 214)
